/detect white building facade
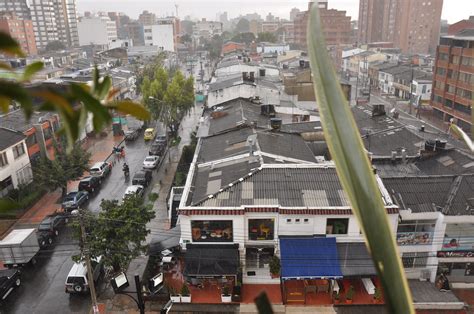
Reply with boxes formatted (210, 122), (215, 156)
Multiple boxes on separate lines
(143, 24), (175, 52)
(78, 16), (117, 47)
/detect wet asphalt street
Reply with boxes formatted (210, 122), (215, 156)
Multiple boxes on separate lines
(2, 136), (157, 314)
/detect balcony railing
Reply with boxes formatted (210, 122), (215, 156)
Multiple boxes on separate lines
(396, 231), (433, 246)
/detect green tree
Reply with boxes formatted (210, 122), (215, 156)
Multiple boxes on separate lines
(180, 20), (195, 35)
(235, 18), (250, 33)
(257, 32), (277, 43)
(34, 140), (91, 196)
(76, 196), (155, 271)
(180, 33), (192, 43)
(231, 32), (256, 45)
(45, 40), (66, 52)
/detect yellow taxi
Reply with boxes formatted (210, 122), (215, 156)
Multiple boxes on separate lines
(144, 128), (156, 141)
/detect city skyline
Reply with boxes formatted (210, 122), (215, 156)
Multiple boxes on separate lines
(76, 0), (473, 24)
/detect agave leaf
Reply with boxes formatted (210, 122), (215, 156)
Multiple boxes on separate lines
(307, 3), (414, 313)
(450, 124), (474, 152)
(0, 32), (25, 57)
(111, 100), (151, 121)
(23, 61), (44, 81)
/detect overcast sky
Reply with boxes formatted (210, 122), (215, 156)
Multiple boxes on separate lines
(77, 0), (473, 24)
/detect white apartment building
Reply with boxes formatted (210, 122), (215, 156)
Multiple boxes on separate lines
(78, 15), (117, 47)
(192, 19), (223, 39)
(0, 128), (33, 197)
(143, 24), (175, 52)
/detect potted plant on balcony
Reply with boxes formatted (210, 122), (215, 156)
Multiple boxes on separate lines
(269, 255), (281, 279)
(169, 286), (181, 303)
(180, 283), (191, 303)
(333, 291), (340, 304)
(221, 286), (232, 303)
(345, 285), (354, 304)
(373, 287), (382, 304)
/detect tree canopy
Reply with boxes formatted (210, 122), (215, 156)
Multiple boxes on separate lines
(34, 140), (91, 196)
(235, 18), (250, 33)
(257, 32), (277, 43)
(75, 196), (155, 271)
(231, 32), (256, 45)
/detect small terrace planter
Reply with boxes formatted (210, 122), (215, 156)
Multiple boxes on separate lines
(221, 286), (232, 303)
(180, 283), (191, 303)
(169, 286), (181, 303)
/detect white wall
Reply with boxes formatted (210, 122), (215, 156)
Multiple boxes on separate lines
(256, 45), (290, 54)
(207, 84), (280, 107)
(78, 17), (109, 46)
(412, 80), (432, 101)
(144, 24), (175, 52)
(0, 140), (33, 190)
(215, 64), (280, 78)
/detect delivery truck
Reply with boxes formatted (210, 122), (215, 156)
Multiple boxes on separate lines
(0, 229), (40, 268)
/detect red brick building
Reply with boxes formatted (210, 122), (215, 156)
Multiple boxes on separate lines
(430, 32), (473, 136)
(294, 1), (351, 49)
(448, 16), (474, 36)
(0, 12), (37, 56)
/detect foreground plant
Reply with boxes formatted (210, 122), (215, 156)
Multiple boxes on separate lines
(306, 3), (414, 313)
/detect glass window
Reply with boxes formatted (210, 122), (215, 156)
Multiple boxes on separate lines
(326, 218), (349, 235)
(43, 127), (53, 140)
(0, 152), (8, 167)
(191, 220), (233, 242)
(248, 219), (274, 240)
(451, 55), (460, 64)
(402, 252), (428, 268)
(438, 53), (448, 61)
(12, 143), (25, 159)
(442, 223), (474, 251)
(286, 218), (291, 223)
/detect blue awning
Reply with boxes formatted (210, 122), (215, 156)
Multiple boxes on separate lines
(280, 237), (342, 280)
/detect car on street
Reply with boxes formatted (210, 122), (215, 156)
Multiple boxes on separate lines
(132, 170), (152, 187)
(124, 128), (140, 141)
(123, 185), (145, 199)
(0, 269), (21, 301)
(89, 162), (111, 179)
(143, 156), (159, 169)
(144, 128), (156, 141)
(149, 142), (165, 156)
(65, 256), (104, 294)
(37, 213), (67, 247)
(62, 191), (89, 211)
(78, 176), (101, 194)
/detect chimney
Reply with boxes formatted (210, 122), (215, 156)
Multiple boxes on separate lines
(391, 151), (397, 163)
(270, 117), (282, 131)
(401, 148), (407, 163)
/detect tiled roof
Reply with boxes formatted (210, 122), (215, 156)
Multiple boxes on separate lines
(416, 149), (474, 176)
(383, 174), (474, 215)
(257, 132), (316, 162)
(0, 127), (26, 151)
(280, 121), (322, 133)
(195, 166), (352, 208)
(0, 109), (56, 133)
(198, 127), (255, 163)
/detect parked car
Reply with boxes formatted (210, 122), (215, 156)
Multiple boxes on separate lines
(123, 185), (144, 199)
(149, 142), (165, 156)
(0, 269), (21, 301)
(144, 128), (156, 141)
(65, 256), (104, 294)
(143, 156), (159, 169)
(124, 129), (140, 141)
(89, 162), (111, 179)
(78, 176), (101, 194)
(62, 191), (89, 211)
(36, 213), (68, 247)
(132, 170), (152, 187)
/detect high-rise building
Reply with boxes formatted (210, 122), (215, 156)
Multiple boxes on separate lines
(0, 12), (37, 55)
(77, 15), (117, 48)
(358, 0), (443, 54)
(294, 1), (352, 49)
(290, 8), (300, 22)
(430, 29), (474, 137)
(126, 21), (144, 46)
(28, 0), (79, 50)
(138, 10), (156, 26)
(0, 0), (30, 20)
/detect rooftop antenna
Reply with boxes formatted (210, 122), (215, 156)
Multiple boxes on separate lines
(175, 4), (179, 18)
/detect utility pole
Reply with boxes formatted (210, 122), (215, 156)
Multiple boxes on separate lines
(79, 213), (100, 314)
(409, 66), (414, 115)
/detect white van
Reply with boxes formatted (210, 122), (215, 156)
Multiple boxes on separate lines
(65, 256), (104, 294)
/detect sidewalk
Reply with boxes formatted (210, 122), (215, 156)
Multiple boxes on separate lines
(3, 131), (124, 231)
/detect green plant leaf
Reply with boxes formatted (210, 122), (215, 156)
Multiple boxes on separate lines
(450, 124), (474, 152)
(96, 76), (112, 100)
(23, 61), (44, 81)
(0, 199), (20, 213)
(0, 62), (13, 71)
(307, 4), (414, 314)
(111, 101), (151, 121)
(0, 32), (25, 57)
(70, 83), (111, 130)
(34, 90), (74, 116)
(0, 80), (33, 117)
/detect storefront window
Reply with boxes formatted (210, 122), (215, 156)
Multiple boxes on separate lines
(326, 218), (349, 235)
(191, 220), (233, 242)
(439, 263), (474, 277)
(248, 219), (274, 240)
(397, 220), (435, 246)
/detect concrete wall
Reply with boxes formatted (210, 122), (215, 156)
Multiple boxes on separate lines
(207, 84), (280, 107)
(144, 24), (175, 52)
(0, 140), (33, 192)
(78, 18), (109, 46)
